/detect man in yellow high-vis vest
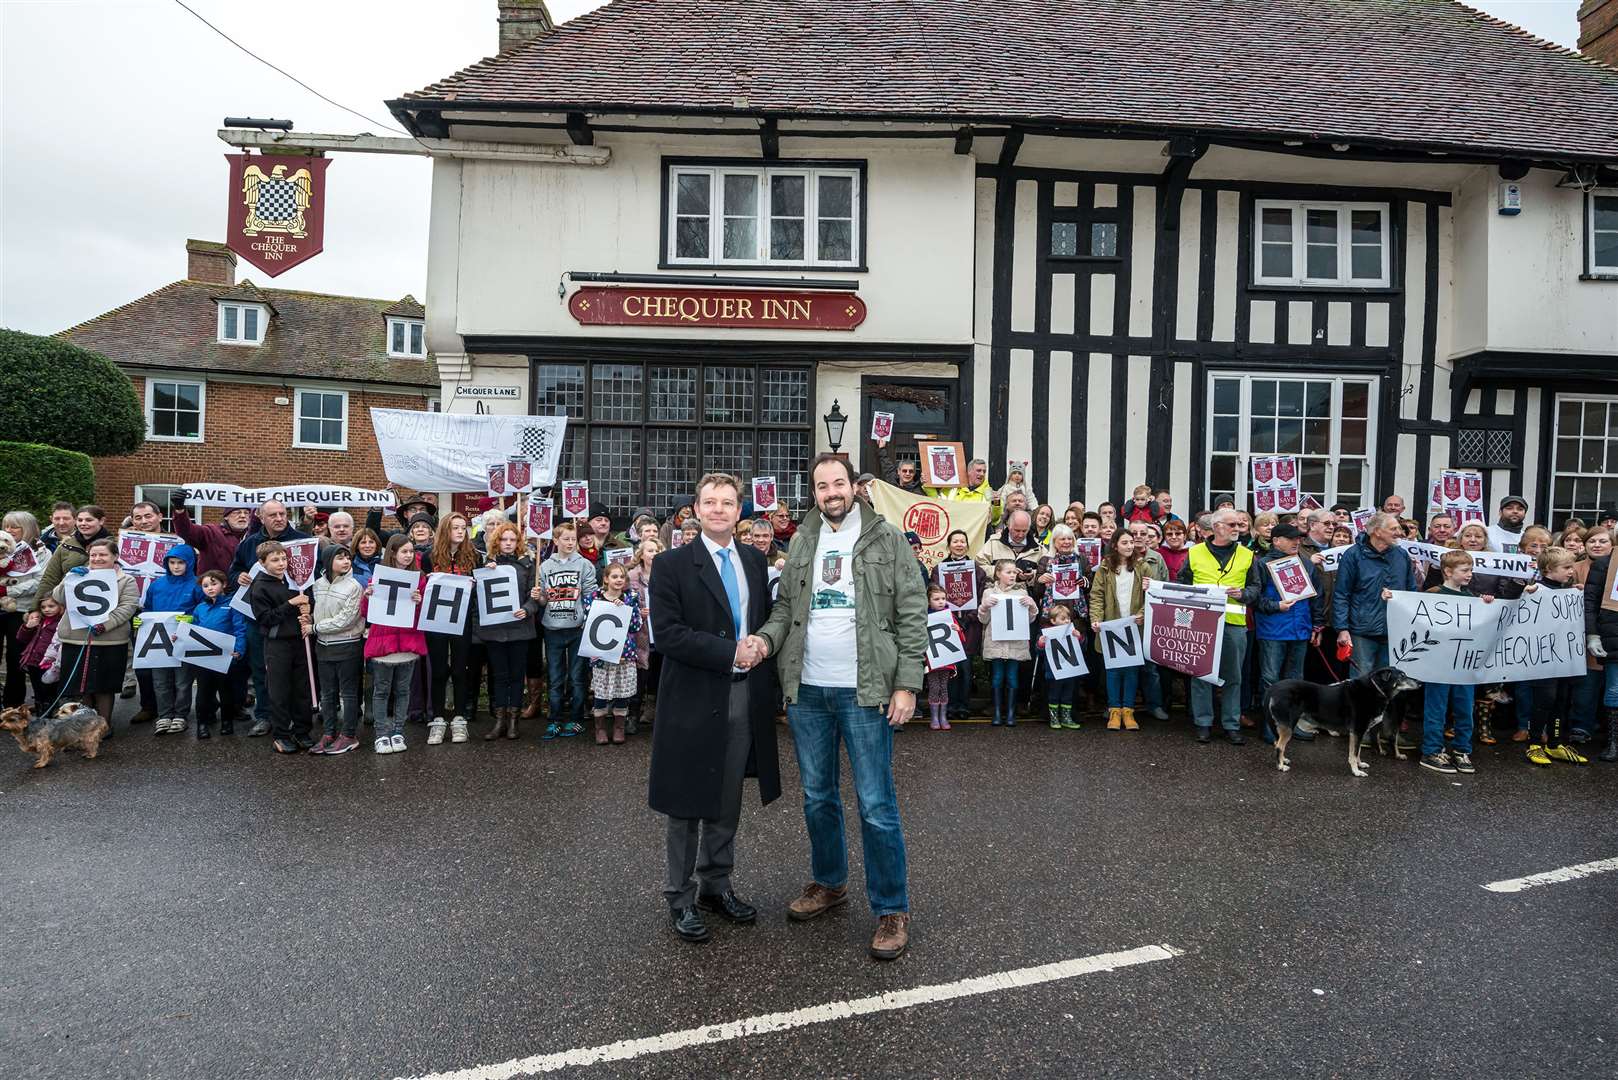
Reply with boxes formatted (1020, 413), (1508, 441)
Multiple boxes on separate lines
(1176, 508), (1260, 744)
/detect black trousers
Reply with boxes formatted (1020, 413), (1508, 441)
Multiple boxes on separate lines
(1529, 674), (1577, 748)
(0, 611), (26, 707)
(427, 630), (473, 717)
(263, 636), (314, 742)
(194, 661), (242, 726)
(483, 639), (529, 709)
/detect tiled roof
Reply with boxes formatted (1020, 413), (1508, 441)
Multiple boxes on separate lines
(382, 295), (426, 318)
(392, 0), (1618, 162)
(58, 280), (438, 388)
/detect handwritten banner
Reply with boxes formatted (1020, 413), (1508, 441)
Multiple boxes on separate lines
(1385, 588), (1585, 685)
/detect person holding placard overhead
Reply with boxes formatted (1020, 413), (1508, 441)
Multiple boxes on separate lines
(51, 537), (140, 734)
(647, 472), (780, 946)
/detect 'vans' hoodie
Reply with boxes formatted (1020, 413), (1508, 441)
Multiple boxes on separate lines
(143, 544), (205, 614)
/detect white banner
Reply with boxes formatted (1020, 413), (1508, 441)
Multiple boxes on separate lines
(1386, 588), (1585, 684)
(178, 622), (236, 674)
(132, 612), (185, 670)
(578, 599), (631, 663)
(231, 563), (263, 621)
(473, 565), (523, 626)
(1396, 539), (1537, 581)
(366, 566), (420, 629)
(64, 569), (120, 630)
(989, 594), (1031, 642)
(370, 408), (567, 493)
(1096, 616), (1146, 669)
(1316, 544), (1352, 573)
(418, 574), (474, 636)
(178, 484), (396, 508)
(924, 609), (967, 671)
(1041, 624), (1089, 680)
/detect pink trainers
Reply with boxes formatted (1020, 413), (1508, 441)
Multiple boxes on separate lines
(308, 734), (335, 755)
(325, 735), (359, 755)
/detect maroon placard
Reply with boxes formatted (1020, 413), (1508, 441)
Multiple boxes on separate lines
(506, 460), (532, 491)
(488, 464), (508, 498)
(569, 287), (866, 331)
(1149, 601), (1225, 680)
(225, 154), (330, 278)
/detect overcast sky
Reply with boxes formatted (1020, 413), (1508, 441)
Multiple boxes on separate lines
(0, 0), (1586, 335)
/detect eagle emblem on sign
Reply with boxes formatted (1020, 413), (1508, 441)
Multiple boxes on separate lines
(1174, 607), (1194, 628)
(241, 162), (314, 238)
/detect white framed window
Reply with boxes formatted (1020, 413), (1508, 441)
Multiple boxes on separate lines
(1590, 191), (1618, 275)
(1550, 395), (1618, 528)
(217, 302), (268, 345)
(144, 378), (205, 442)
(387, 317), (426, 358)
(1254, 201), (1391, 287)
(666, 163), (862, 267)
(293, 388), (348, 450)
(1206, 372), (1378, 508)
(133, 485), (189, 533)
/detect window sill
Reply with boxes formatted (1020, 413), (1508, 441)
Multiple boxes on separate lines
(386, 351), (428, 360)
(146, 435), (204, 444)
(1246, 284), (1401, 297)
(1579, 274), (1618, 283)
(292, 443), (347, 452)
(657, 261), (867, 274)
(218, 339), (264, 347)
(1048, 254), (1123, 265)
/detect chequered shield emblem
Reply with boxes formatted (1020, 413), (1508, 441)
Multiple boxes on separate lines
(256, 179), (299, 223)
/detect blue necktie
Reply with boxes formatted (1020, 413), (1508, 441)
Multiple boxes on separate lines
(718, 548), (743, 639)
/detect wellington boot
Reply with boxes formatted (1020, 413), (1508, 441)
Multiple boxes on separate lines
(521, 678), (544, 720)
(1047, 706), (1062, 730)
(1602, 708), (1618, 762)
(594, 713), (609, 745)
(484, 708), (507, 741)
(611, 714), (626, 744)
(1122, 707), (1139, 731)
(506, 707), (520, 740)
(1106, 708), (1122, 731)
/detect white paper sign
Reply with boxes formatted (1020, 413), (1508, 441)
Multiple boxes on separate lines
(473, 565), (522, 626)
(418, 574), (474, 635)
(366, 566), (420, 629)
(1397, 539), (1537, 581)
(178, 622), (236, 673)
(1316, 544), (1352, 573)
(65, 569), (120, 630)
(1385, 588), (1585, 685)
(751, 476), (779, 513)
(231, 563), (264, 621)
(561, 481), (590, 519)
(989, 594), (1031, 642)
(925, 609), (967, 671)
(603, 547), (634, 567)
(578, 599), (631, 663)
(767, 566), (782, 603)
(1042, 623), (1089, 680)
(369, 408), (566, 493)
(132, 612), (185, 670)
(1096, 616), (1146, 669)
(871, 411), (895, 441)
(179, 483), (396, 509)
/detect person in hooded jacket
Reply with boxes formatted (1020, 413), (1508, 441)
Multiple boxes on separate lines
(141, 543), (206, 735)
(310, 545), (365, 754)
(190, 570), (248, 738)
(171, 507), (256, 577)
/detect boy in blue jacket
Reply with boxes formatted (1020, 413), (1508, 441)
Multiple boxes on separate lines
(141, 543), (205, 735)
(191, 569), (248, 738)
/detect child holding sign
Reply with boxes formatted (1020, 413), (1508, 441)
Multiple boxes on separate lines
(51, 538), (140, 733)
(247, 540), (315, 755)
(190, 571), (247, 738)
(1523, 548), (1589, 767)
(584, 562), (642, 745)
(474, 522), (540, 741)
(977, 560), (1037, 727)
(923, 586), (957, 731)
(363, 536), (427, 755)
(141, 544), (205, 735)
(1035, 604), (1081, 730)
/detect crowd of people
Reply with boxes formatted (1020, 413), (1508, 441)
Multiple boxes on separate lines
(3, 461), (1617, 777)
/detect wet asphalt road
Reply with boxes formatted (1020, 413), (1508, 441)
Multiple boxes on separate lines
(4, 698), (1616, 1080)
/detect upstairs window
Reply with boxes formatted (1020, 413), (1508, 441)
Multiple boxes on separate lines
(1254, 201), (1391, 287)
(145, 378), (204, 442)
(387, 317), (426, 358)
(293, 388), (348, 450)
(218, 302), (268, 345)
(1591, 192), (1618, 276)
(666, 161), (863, 268)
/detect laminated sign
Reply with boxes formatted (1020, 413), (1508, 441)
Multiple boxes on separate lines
(1144, 581), (1228, 684)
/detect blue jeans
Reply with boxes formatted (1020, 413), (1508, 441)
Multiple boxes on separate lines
(1514, 682), (1533, 733)
(1140, 661), (1164, 713)
(1422, 682), (1475, 755)
(1603, 663), (1618, 708)
(1572, 668), (1601, 736)
(1105, 667), (1139, 709)
(1257, 638), (1307, 740)
(544, 626), (586, 725)
(1189, 624), (1250, 732)
(788, 684), (909, 916)
(1350, 634), (1389, 680)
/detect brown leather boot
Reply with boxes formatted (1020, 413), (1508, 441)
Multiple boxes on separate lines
(1122, 707), (1139, 731)
(521, 678), (544, 720)
(594, 713), (609, 745)
(870, 913), (910, 961)
(611, 713), (626, 744)
(506, 707), (520, 740)
(484, 707), (507, 741)
(787, 882), (849, 922)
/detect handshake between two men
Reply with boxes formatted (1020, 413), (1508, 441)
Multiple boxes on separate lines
(734, 634), (771, 670)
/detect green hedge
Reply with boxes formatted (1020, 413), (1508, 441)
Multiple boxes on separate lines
(0, 441), (95, 523)
(0, 328), (145, 456)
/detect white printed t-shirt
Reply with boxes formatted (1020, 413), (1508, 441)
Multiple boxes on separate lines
(802, 503), (862, 688)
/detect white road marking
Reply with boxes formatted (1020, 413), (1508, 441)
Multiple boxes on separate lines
(1482, 855), (1618, 894)
(396, 943), (1183, 1080)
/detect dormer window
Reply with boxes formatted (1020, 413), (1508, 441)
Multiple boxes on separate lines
(387, 316), (426, 358)
(218, 302), (268, 345)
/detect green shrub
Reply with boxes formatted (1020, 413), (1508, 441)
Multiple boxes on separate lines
(0, 441), (95, 522)
(0, 328), (145, 455)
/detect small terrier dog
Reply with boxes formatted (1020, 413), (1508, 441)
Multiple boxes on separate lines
(1, 702), (108, 768)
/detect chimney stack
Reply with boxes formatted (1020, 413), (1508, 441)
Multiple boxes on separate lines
(498, 0), (554, 53)
(186, 239), (237, 286)
(1581, 0), (1618, 68)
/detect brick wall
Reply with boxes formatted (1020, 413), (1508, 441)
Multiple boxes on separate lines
(94, 376), (432, 522)
(1583, 0), (1618, 69)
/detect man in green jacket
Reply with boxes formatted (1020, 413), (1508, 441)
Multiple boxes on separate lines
(749, 454), (926, 962)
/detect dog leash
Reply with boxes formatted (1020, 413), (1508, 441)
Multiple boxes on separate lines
(1311, 640), (1344, 682)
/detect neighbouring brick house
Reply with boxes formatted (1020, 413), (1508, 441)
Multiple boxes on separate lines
(58, 240), (438, 527)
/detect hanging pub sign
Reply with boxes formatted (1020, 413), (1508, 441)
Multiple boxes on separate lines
(224, 153), (331, 277)
(568, 287), (866, 331)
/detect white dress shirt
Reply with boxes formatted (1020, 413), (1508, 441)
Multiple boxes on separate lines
(702, 531), (751, 670)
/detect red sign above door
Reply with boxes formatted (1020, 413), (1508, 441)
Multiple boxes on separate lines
(224, 153), (330, 277)
(568, 287), (866, 331)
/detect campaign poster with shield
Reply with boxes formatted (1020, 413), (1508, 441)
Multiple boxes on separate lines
(506, 459), (532, 492)
(562, 481), (589, 518)
(284, 538), (320, 591)
(1267, 554), (1317, 600)
(871, 411), (895, 441)
(118, 534), (151, 575)
(1252, 456), (1274, 486)
(1443, 470), (1462, 502)
(5, 543), (38, 576)
(487, 464), (508, 498)
(1049, 557), (1085, 602)
(937, 559), (978, 611)
(919, 441), (966, 488)
(1076, 537), (1103, 571)
(1255, 488), (1275, 512)
(752, 476), (779, 512)
(525, 500), (553, 541)
(1275, 456), (1296, 483)
(1464, 473), (1482, 504)
(1276, 486), (1298, 512)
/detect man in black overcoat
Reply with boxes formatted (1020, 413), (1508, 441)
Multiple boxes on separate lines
(648, 472), (782, 943)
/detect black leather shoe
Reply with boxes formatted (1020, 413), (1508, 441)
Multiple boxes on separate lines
(698, 890), (758, 924)
(196, 723), (211, 740)
(670, 905), (710, 943)
(1196, 726), (1212, 744)
(1226, 730), (1246, 746)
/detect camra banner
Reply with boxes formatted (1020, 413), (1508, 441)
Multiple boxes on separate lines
(868, 480), (992, 569)
(370, 409), (567, 494)
(1385, 589), (1585, 684)
(1143, 581), (1228, 684)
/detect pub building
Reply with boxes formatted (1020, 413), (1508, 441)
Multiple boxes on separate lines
(389, 0), (1618, 526)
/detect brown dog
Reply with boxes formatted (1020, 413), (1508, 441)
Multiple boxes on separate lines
(1, 703), (108, 768)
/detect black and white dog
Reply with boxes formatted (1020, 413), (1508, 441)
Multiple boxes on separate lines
(1263, 667), (1422, 777)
